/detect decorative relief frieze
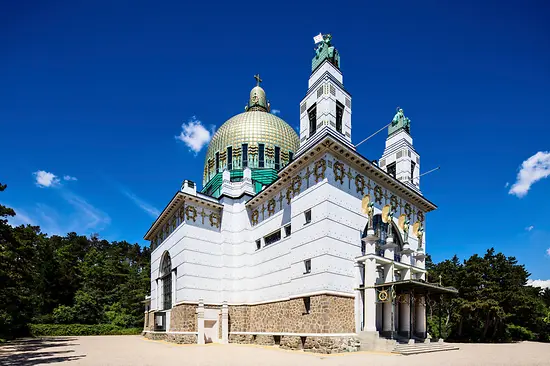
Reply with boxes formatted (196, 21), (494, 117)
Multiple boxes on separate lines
(186, 205), (197, 222)
(333, 161), (345, 184)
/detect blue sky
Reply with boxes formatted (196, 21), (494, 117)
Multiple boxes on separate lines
(1, 1), (549, 283)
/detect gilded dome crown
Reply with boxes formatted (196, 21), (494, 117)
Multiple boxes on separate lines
(202, 77), (299, 194)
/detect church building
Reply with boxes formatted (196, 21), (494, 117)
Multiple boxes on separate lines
(142, 34), (455, 353)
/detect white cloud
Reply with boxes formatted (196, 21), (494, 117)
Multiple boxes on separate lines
(63, 175), (78, 181)
(525, 225), (534, 232)
(509, 151), (550, 197)
(33, 170), (60, 188)
(120, 188), (160, 218)
(4, 206), (36, 227)
(175, 116), (213, 154)
(271, 109), (281, 115)
(504, 182), (509, 188)
(60, 191), (111, 233)
(527, 279), (550, 289)
(547, 247), (550, 257)
(3, 192), (110, 235)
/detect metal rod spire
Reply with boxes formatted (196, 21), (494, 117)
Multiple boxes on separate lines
(408, 166), (441, 182)
(354, 122), (392, 148)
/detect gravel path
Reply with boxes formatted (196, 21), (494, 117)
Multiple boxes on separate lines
(1, 336), (549, 365)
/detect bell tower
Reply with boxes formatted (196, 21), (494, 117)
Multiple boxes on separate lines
(380, 108), (421, 192)
(297, 34), (353, 155)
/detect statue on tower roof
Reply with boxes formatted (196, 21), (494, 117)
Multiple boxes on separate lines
(389, 107), (411, 136)
(312, 33), (340, 72)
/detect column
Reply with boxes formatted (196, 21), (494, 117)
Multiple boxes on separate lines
(354, 262), (363, 332)
(363, 258), (377, 332)
(399, 294), (410, 336)
(382, 235), (397, 260)
(197, 299), (205, 344)
(416, 296), (426, 338)
(382, 263), (393, 333)
(222, 301), (229, 344)
(362, 229), (377, 255)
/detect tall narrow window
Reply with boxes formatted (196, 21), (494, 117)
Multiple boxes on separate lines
(411, 161), (416, 182)
(308, 104), (317, 136)
(215, 152), (220, 173)
(304, 209), (312, 224)
(242, 144), (248, 168)
(227, 146), (233, 170)
(288, 151), (294, 163)
(258, 143), (265, 168)
(336, 101), (344, 134)
(304, 259), (311, 274)
(160, 252), (172, 311)
(387, 162), (396, 178)
(274, 146), (280, 170)
(303, 297), (311, 314)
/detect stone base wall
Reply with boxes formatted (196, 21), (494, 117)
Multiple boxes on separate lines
(230, 334), (360, 353)
(144, 312), (155, 331)
(170, 303), (197, 332)
(144, 332), (197, 344)
(229, 294), (354, 333)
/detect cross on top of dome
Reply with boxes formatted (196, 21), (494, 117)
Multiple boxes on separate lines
(254, 74), (262, 86)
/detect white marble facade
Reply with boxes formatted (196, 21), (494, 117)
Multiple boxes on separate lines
(145, 50), (436, 338)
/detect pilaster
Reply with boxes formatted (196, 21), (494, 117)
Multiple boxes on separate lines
(222, 301), (229, 344)
(197, 299), (205, 345)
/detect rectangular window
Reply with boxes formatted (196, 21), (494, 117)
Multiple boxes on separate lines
(304, 259), (311, 274)
(336, 101), (344, 134)
(227, 147), (233, 170)
(308, 104), (317, 136)
(258, 143), (265, 168)
(387, 162), (396, 178)
(288, 151), (294, 163)
(255, 239), (261, 250)
(303, 297), (311, 314)
(215, 152), (220, 173)
(264, 229), (281, 246)
(411, 161), (416, 182)
(274, 146), (280, 170)
(242, 144), (248, 168)
(284, 224), (291, 237)
(304, 209), (311, 224)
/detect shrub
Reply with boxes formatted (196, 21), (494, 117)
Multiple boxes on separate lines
(29, 324), (142, 337)
(506, 324), (535, 341)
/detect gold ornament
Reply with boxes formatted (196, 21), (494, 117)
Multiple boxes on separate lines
(251, 210), (259, 225)
(267, 198), (276, 216)
(333, 161), (345, 184)
(285, 188), (293, 204)
(390, 195), (399, 210)
(417, 211), (425, 222)
(378, 290), (388, 302)
(209, 212), (220, 228)
(355, 174), (366, 194)
(314, 159), (326, 182)
(374, 185), (383, 204)
(292, 175), (302, 194)
(404, 203), (411, 217)
(185, 206), (197, 222)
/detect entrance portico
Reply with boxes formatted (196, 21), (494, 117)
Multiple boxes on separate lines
(356, 226), (457, 342)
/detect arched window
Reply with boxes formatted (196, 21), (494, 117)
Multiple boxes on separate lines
(160, 252), (172, 310)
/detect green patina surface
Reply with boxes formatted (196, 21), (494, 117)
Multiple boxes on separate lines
(201, 168), (279, 198)
(388, 108), (411, 136)
(312, 34), (341, 72)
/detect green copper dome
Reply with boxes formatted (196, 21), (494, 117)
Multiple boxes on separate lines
(202, 78), (299, 193)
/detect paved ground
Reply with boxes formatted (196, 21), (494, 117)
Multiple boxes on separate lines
(1, 336), (549, 365)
